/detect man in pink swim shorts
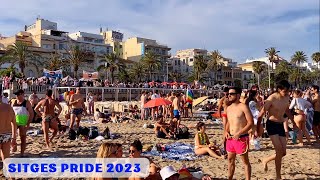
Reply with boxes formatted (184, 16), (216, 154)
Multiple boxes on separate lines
(225, 87), (253, 180)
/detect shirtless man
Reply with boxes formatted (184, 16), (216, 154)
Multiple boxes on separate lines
(225, 87), (253, 180)
(35, 89), (62, 149)
(11, 89), (34, 157)
(168, 92), (175, 118)
(257, 80), (295, 180)
(172, 93), (181, 133)
(140, 91), (147, 120)
(311, 85), (320, 142)
(0, 89), (17, 161)
(154, 115), (172, 139)
(69, 87), (86, 129)
(218, 87), (230, 130)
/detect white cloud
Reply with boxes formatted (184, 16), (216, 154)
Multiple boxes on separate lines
(0, 0), (318, 62)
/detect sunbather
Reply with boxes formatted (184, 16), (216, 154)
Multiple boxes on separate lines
(194, 122), (225, 159)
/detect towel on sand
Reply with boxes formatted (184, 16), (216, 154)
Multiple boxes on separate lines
(142, 142), (197, 161)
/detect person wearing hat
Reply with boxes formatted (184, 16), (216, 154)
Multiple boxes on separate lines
(160, 166), (179, 180)
(10, 89), (34, 157)
(0, 88), (17, 161)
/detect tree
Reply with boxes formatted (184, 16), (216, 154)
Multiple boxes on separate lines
(207, 50), (224, 84)
(65, 45), (88, 78)
(129, 62), (146, 82)
(291, 51), (308, 88)
(97, 52), (126, 83)
(193, 55), (208, 81)
(6, 41), (41, 77)
(45, 53), (63, 71)
(311, 52), (320, 69)
(141, 52), (161, 81)
(117, 69), (130, 83)
(265, 47), (281, 88)
(252, 61), (266, 87)
(265, 47), (280, 70)
(169, 72), (185, 82)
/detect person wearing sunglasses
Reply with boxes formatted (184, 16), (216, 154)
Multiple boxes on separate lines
(128, 140), (160, 180)
(257, 80), (296, 180)
(225, 86), (253, 180)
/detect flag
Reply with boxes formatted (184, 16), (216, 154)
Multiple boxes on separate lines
(186, 88), (194, 106)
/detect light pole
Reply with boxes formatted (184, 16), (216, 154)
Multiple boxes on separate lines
(166, 62), (169, 82)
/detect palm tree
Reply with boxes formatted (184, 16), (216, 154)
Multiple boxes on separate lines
(207, 50), (224, 84)
(65, 45), (88, 78)
(275, 61), (292, 82)
(311, 52), (320, 69)
(6, 41), (41, 77)
(129, 62), (145, 82)
(265, 47), (280, 70)
(252, 61), (266, 87)
(193, 55), (208, 81)
(168, 72), (185, 82)
(45, 53), (63, 71)
(291, 51), (308, 87)
(141, 52), (161, 81)
(117, 69), (130, 83)
(97, 52), (126, 83)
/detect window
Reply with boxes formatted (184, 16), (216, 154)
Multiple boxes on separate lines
(178, 61), (180, 65)
(120, 45), (122, 48)
(175, 60), (177, 66)
(190, 58), (193, 62)
(183, 59), (185, 64)
(43, 44), (52, 49)
(59, 43), (65, 50)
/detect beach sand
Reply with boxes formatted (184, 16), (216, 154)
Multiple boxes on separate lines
(2, 117), (320, 180)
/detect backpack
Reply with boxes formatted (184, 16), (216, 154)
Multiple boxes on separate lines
(177, 126), (190, 139)
(102, 127), (111, 139)
(88, 126), (99, 139)
(68, 129), (77, 140)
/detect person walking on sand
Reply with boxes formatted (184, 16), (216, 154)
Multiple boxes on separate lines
(257, 80), (295, 180)
(10, 89), (34, 157)
(69, 87), (86, 129)
(0, 89), (17, 161)
(225, 86), (253, 180)
(140, 91), (147, 120)
(34, 89), (62, 150)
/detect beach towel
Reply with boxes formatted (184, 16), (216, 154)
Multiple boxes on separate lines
(142, 142), (197, 161)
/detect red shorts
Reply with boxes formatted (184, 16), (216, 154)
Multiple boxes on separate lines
(226, 134), (249, 155)
(221, 113), (227, 118)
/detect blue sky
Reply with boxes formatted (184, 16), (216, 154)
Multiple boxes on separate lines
(0, 0), (319, 63)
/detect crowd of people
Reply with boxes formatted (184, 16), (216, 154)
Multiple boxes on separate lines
(1, 74), (212, 91)
(0, 78), (319, 179)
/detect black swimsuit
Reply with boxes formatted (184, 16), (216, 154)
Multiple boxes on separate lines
(266, 120), (285, 137)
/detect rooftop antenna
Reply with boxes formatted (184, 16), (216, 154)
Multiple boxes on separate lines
(37, 15), (40, 20)
(99, 25), (102, 33)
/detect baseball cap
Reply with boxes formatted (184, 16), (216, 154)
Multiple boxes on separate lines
(160, 166), (179, 180)
(14, 89), (24, 96)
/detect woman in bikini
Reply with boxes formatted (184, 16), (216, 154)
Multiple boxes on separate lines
(194, 122), (225, 159)
(289, 90), (312, 145)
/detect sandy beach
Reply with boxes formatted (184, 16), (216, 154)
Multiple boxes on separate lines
(2, 117), (320, 180)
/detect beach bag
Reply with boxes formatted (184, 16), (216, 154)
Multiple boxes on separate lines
(177, 126), (190, 139)
(89, 126), (99, 139)
(68, 129), (77, 140)
(102, 127), (111, 139)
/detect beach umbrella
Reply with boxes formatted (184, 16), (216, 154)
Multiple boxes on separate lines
(193, 96), (209, 107)
(144, 98), (172, 108)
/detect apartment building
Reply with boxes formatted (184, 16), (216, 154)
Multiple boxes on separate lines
(0, 18), (114, 77)
(101, 30), (124, 58)
(122, 37), (171, 80)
